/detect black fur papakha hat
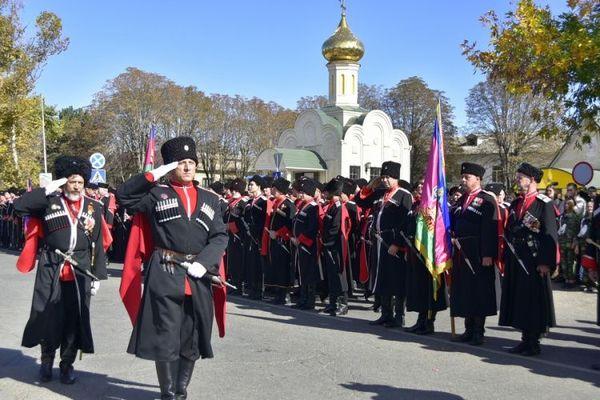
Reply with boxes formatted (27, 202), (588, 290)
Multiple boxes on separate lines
(272, 178), (291, 194)
(381, 161), (401, 180)
(161, 136), (198, 164)
(54, 156), (92, 183)
(516, 163), (543, 183)
(325, 177), (344, 196)
(461, 162), (485, 179)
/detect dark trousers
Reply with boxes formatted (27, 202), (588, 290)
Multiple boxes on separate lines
(246, 246), (264, 298)
(41, 281), (79, 367)
(179, 296), (200, 360)
(324, 248), (347, 303)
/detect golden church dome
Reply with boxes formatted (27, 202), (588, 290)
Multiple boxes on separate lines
(322, 13), (365, 63)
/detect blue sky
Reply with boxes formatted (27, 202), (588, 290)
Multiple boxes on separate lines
(21, 0), (568, 131)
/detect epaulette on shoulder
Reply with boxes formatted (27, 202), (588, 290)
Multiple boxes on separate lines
(536, 193), (551, 203)
(309, 201), (317, 206)
(260, 195), (268, 200)
(156, 183), (169, 188)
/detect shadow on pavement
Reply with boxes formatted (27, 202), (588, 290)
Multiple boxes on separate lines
(340, 382), (465, 400)
(489, 325), (600, 348)
(228, 296), (600, 389)
(0, 348), (159, 400)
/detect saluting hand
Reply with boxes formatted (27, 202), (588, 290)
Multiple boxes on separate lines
(149, 161), (179, 182)
(44, 177), (68, 196)
(367, 177), (382, 190)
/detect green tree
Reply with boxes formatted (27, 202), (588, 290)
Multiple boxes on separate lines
(358, 83), (385, 110)
(383, 77), (458, 182)
(93, 67), (176, 182)
(296, 95), (328, 111)
(462, 0), (600, 138)
(465, 78), (564, 188)
(0, 0), (68, 187)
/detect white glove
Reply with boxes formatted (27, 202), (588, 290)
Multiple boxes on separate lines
(44, 178), (68, 195)
(577, 225), (588, 238)
(149, 162), (179, 182)
(182, 261), (207, 279)
(91, 280), (100, 296)
(557, 224), (566, 236)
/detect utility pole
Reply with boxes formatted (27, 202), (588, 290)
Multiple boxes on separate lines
(41, 96), (47, 173)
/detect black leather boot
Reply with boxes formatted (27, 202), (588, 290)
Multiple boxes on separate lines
(39, 347), (55, 382)
(372, 295), (381, 312)
(370, 295), (393, 325)
(292, 285), (307, 309)
(39, 361), (53, 383)
(155, 361), (177, 400)
(404, 312), (427, 333)
(322, 294), (337, 314)
(334, 294), (349, 316)
(416, 312), (436, 335)
(522, 332), (541, 356)
(175, 357), (195, 400)
(385, 296), (405, 328)
(469, 317), (485, 346)
(508, 331), (530, 354)
(452, 317), (474, 342)
(59, 362), (77, 385)
(300, 285), (316, 310)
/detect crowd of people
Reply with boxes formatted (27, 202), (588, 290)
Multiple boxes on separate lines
(0, 191), (24, 250)
(3, 136), (600, 399)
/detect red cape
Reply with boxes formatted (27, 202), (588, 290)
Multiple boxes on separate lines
(17, 216), (113, 273)
(119, 213), (226, 337)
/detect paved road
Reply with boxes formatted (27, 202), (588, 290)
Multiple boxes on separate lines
(0, 250), (599, 399)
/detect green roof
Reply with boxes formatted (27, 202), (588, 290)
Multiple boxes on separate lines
(273, 148), (328, 171)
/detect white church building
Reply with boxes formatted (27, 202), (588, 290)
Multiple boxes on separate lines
(253, 8), (411, 182)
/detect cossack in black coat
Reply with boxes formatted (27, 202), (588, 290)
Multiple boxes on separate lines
(450, 190), (498, 318)
(354, 186), (413, 297)
(116, 174), (227, 361)
(14, 188), (108, 354)
(500, 193), (558, 333)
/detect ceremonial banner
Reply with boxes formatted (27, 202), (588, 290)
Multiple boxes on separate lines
(143, 125), (157, 172)
(414, 102), (453, 293)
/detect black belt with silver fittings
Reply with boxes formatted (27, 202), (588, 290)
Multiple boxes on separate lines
(156, 247), (199, 274)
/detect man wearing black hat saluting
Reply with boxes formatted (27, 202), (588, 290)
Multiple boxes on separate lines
(117, 136), (228, 399)
(355, 161), (413, 328)
(14, 156), (109, 384)
(499, 163), (558, 356)
(450, 162), (499, 346)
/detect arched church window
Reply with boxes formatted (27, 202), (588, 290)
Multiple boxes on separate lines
(341, 74), (346, 95)
(352, 75), (356, 95)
